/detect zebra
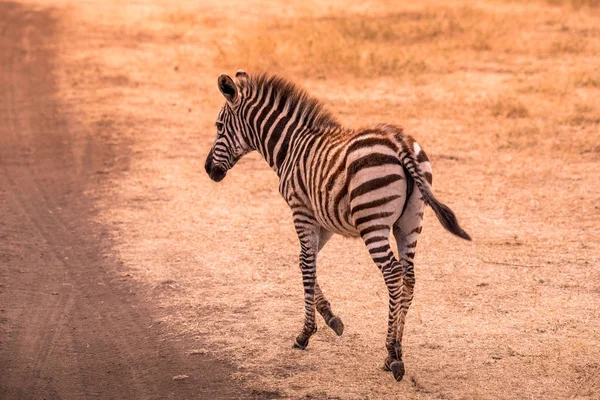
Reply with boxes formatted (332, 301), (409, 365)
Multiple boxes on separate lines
(204, 70), (471, 382)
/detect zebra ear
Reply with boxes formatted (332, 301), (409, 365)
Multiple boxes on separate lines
(218, 74), (238, 104)
(236, 69), (248, 80)
(235, 69), (249, 89)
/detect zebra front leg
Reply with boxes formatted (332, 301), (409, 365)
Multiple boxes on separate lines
(291, 220), (320, 350)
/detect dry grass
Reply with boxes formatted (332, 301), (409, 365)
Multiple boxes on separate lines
(49, 0), (600, 399)
(574, 70), (600, 87)
(215, 2), (600, 78)
(488, 95), (530, 118)
(547, 0), (600, 9)
(216, 6), (512, 77)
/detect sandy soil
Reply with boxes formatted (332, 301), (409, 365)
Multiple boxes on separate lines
(1, 0), (599, 399)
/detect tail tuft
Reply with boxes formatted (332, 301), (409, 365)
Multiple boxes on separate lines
(426, 195), (471, 241)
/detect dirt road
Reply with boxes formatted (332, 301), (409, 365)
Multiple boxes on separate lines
(0, 3), (262, 399)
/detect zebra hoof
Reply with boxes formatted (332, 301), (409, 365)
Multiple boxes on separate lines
(390, 360), (405, 382)
(292, 333), (310, 350)
(327, 316), (344, 336)
(292, 341), (307, 350)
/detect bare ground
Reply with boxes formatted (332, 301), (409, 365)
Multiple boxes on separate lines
(0, 2), (274, 399)
(1, 0), (599, 399)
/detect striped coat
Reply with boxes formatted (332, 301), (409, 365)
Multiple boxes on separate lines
(205, 71), (470, 382)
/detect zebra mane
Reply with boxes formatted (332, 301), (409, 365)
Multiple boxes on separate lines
(244, 73), (341, 131)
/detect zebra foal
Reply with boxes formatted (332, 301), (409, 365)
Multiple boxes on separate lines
(204, 70), (471, 382)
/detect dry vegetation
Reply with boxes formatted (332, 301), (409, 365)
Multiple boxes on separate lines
(41, 0), (600, 398)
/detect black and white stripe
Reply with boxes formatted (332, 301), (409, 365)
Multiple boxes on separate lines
(204, 71), (471, 382)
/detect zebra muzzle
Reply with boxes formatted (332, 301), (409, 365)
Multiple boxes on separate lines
(209, 167), (226, 182)
(205, 154), (227, 182)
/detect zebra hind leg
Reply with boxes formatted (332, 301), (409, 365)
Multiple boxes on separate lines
(314, 228), (344, 336)
(387, 181), (427, 381)
(381, 259), (406, 382)
(387, 141), (429, 379)
(384, 223), (420, 382)
(361, 227), (406, 382)
(315, 282), (344, 336)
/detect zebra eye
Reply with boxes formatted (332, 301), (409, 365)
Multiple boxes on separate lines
(216, 121), (224, 131)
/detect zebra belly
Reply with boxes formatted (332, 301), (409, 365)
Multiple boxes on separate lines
(313, 193), (360, 237)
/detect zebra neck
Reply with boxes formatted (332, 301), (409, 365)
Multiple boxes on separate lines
(252, 119), (317, 177)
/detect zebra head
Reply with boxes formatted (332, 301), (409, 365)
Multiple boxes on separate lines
(205, 71), (251, 182)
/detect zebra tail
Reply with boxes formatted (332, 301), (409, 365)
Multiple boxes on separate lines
(400, 145), (472, 241)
